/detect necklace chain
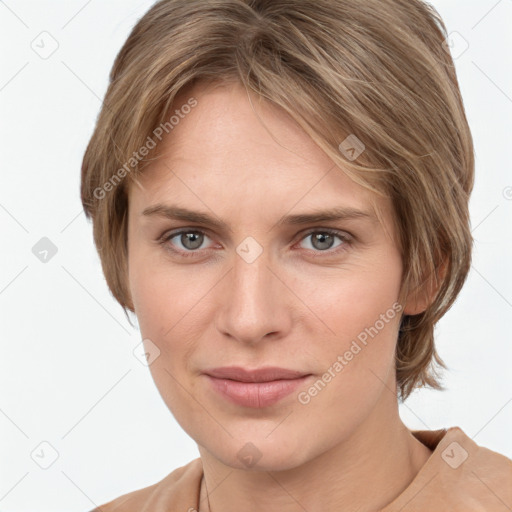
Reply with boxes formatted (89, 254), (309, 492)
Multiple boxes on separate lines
(200, 474), (212, 512)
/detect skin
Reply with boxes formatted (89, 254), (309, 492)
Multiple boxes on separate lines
(126, 81), (433, 512)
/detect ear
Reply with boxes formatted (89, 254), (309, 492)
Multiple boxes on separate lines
(403, 257), (448, 316)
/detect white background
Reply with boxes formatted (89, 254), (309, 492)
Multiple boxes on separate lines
(1, 1), (511, 510)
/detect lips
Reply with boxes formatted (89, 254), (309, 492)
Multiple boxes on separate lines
(203, 366), (312, 408)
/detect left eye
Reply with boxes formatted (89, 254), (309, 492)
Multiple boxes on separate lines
(298, 230), (347, 252)
(159, 229), (350, 257)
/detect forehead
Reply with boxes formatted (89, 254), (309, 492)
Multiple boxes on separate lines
(128, 81), (391, 232)
(152, 81), (335, 176)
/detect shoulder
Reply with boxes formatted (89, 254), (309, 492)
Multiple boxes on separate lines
(89, 457), (203, 512)
(407, 426), (512, 511)
(432, 426), (512, 481)
(450, 426), (512, 498)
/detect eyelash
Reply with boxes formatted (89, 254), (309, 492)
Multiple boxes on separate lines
(157, 228), (353, 259)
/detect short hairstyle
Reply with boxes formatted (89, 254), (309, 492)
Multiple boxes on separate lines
(80, 0), (474, 401)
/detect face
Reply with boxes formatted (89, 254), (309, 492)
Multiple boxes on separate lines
(127, 81), (406, 471)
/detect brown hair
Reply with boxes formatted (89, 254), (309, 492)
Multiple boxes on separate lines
(80, 0), (474, 400)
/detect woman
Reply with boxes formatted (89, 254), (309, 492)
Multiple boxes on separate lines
(81, 0), (512, 510)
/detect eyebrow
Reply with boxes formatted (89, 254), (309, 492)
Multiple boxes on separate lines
(141, 204), (376, 231)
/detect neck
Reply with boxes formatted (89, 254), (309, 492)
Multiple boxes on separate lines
(198, 390), (432, 512)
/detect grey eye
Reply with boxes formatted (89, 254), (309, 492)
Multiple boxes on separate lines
(300, 232), (344, 251)
(176, 231), (207, 251)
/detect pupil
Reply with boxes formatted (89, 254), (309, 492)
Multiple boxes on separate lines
(183, 232), (202, 249)
(313, 233), (332, 250)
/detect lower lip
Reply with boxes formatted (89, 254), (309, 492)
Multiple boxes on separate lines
(205, 375), (312, 408)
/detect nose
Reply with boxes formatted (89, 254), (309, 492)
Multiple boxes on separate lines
(214, 249), (293, 346)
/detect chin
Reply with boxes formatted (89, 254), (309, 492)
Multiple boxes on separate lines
(201, 431), (312, 472)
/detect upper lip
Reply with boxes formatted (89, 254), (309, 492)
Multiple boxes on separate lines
(204, 366), (310, 383)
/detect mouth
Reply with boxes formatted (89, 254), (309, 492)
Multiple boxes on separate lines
(203, 366), (313, 408)
(203, 366), (311, 382)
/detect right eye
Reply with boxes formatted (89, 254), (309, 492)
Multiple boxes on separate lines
(159, 229), (214, 258)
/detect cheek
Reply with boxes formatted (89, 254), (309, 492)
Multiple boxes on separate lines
(128, 253), (207, 377)
(296, 282), (402, 441)
(129, 262), (198, 417)
(299, 250), (403, 393)
(298, 251), (402, 342)
(128, 253), (178, 383)
(129, 269), (168, 338)
(128, 245), (186, 335)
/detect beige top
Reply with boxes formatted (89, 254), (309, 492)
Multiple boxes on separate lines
(91, 426), (512, 511)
